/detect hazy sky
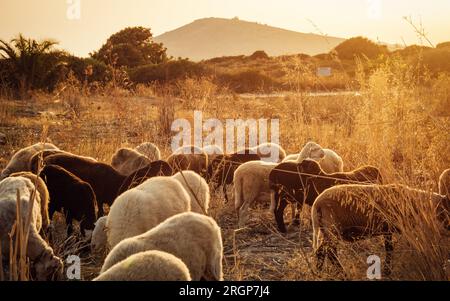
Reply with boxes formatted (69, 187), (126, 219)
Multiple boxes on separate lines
(1, 0), (449, 57)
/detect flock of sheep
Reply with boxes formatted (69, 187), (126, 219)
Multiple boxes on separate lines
(0, 140), (448, 280)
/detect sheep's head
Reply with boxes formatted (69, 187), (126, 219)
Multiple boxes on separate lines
(91, 216), (108, 256)
(34, 251), (64, 281)
(308, 143), (325, 160)
(299, 159), (322, 175)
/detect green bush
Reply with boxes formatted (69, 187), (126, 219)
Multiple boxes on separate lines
(216, 69), (281, 93)
(129, 59), (209, 83)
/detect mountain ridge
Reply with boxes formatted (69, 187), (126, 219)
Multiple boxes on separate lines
(154, 17), (345, 61)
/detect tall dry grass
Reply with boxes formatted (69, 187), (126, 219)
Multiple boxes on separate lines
(0, 52), (449, 281)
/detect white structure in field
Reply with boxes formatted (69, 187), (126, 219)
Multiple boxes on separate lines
(317, 67), (332, 77)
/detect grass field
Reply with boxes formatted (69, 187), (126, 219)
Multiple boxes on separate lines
(1, 57), (449, 281)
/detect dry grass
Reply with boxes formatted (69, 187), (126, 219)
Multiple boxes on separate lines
(0, 56), (449, 281)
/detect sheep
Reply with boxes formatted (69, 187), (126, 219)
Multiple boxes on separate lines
(106, 177), (191, 249)
(39, 164), (97, 236)
(202, 145), (224, 156)
(43, 153), (172, 216)
(208, 150), (261, 202)
(269, 159), (383, 233)
(0, 142), (59, 179)
(167, 146), (208, 177)
(0, 177), (63, 280)
(91, 216), (108, 256)
(172, 171), (210, 214)
(29, 149), (97, 174)
(311, 184), (450, 275)
(101, 212), (223, 281)
(439, 168), (450, 198)
(234, 161), (278, 227)
(9, 172), (50, 233)
(249, 143), (286, 163)
(283, 154), (300, 162)
(296, 142), (344, 174)
(134, 142), (161, 161)
(111, 148), (151, 176)
(94, 250), (191, 281)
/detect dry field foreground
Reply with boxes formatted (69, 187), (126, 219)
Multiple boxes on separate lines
(0, 72), (449, 280)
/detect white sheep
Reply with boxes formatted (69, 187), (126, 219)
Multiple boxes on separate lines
(0, 142), (59, 179)
(250, 142), (286, 163)
(91, 216), (108, 256)
(172, 171), (210, 215)
(10, 172), (51, 232)
(0, 177), (63, 280)
(282, 154), (300, 162)
(134, 142), (161, 162)
(94, 250), (191, 281)
(101, 212), (223, 281)
(106, 177), (191, 248)
(234, 160), (278, 227)
(296, 142), (344, 173)
(111, 147), (151, 176)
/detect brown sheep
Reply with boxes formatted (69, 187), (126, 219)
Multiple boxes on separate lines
(269, 159), (383, 233)
(167, 146), (208, 177)
(111, 148), (151, 176)
(207, 150), (261, 203)
(311, 184), (450, 275)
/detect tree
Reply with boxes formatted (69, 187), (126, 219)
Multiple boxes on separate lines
(0, 34), (60, 99)
(334, 37), (388, 60)
(92, 27), (167, 68)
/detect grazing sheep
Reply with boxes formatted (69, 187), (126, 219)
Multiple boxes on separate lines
(10, 172), (50, 233)
(94, 250), (191, 281)
(172, 171), (210, 214)
(296, 142), (344, 174)
(297, 142), (325, 162)
(167, 146), (208, 177)
(91, 216), (108, 256)
(283, 154), (300, 162)
(116, 160), (173, 195)
(43, 153), (172, 216)
(250, 143), (286, 163)
(106, 177), (191, 248)
(208, 150), (261, 203)
(312, 184), (450, 275)
(134, 142), (161, 161)
(40, 165), (97, 236)
(29, 150), (97, 174)
(0, 142), (59, 179)
(101, 212), (223, 281)
(439, 168), (450, 198)
(269, 159), (383, 233)
(234, 161), (278, 227)
(203, 145), (224, 156)
(0, 177), (63, 280)
(111, 148), (151, 176)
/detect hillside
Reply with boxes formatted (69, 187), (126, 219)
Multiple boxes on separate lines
(154, 17), (345, 61)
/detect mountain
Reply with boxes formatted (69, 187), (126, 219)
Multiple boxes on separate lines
(154, 17), (345, 61)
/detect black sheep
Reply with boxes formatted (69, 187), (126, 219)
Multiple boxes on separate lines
(40, 164), (97, 236)
(43, 153), (172, 216)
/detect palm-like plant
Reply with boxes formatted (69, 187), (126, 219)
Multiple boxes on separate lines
(0, 34), (58, 99)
